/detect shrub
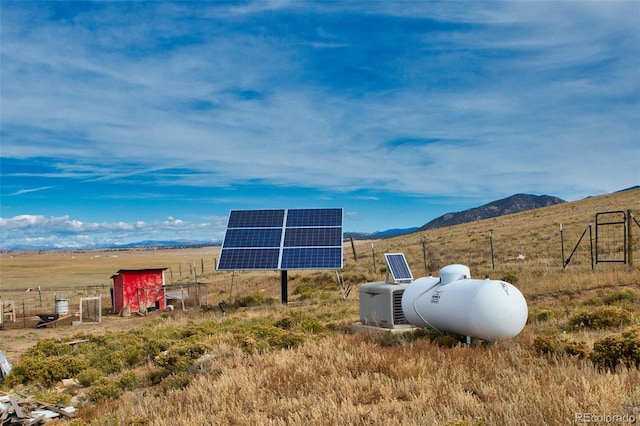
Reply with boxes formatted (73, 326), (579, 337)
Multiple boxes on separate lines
(533, 335), (562, 355)
(529, 308), (553, 323)
(154, 342), (209, 373)
(299, 272), (334, 287)
(274, 316), (294, 330)
(533, 336), (589, 358)
(88, 377), (122, 401)
(235, 292), (276, 307)
(159, 373), (191, 393)
(564, 340), (590, 358)
(22, 339), (73, 358)
(9, 354), (89, 387)
(127, 418), (150, 426)
(590, 326), (640, 370)
(568, 306), (632, 329)
(118, 371), (139, 390)
(293, 284), (318, 300)
(147, 368), (171, 386)
(76, 367), (105, 387)
(236, 325), (306, 354)
(97, 350), (126, 374)
(603, 290), (639, 306)
(341, 271), (370, 285)
(300, 318), (324, 333)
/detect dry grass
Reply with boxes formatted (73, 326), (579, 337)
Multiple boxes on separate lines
(82, 331), (640, 426)
(0, 247), (221, 290)
(1, 189), (639, 425)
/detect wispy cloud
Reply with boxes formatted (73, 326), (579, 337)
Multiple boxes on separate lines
(0, 1), (638, 246)
(10, 186), (56, 196)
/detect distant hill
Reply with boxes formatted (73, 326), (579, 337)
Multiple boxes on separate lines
(344, 227), (420, 240)
(1, 240), (218, 251)
(419, 194), (566, 231)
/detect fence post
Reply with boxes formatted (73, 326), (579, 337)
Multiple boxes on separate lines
(489, 230), (495, 270)
(350, 236), (357, 261)
(628, 209), (634, 267)
(589, 221), (594, 270)
(560, 224), (565, 269)
(421, 237), (427, 274)
(371, 243), (377, 274)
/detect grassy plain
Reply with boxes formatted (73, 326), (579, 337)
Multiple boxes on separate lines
(1, 188), (639, 425)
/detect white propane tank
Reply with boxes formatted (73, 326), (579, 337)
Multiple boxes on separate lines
(401, 264), (528, 341)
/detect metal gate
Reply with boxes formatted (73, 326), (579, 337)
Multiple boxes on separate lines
(595, 211), (626, 263)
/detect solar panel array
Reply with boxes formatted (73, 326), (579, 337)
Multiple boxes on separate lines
(217, 208), (343, 271)
(384, 253), (413, 283)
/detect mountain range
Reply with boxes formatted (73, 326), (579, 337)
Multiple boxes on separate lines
(418, 193), (565, 231)
(8, 191), (623, 250)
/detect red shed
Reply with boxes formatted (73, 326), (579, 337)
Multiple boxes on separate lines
(111, 268), (168, 314)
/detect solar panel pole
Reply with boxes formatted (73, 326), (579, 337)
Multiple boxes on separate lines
(281, 270), (288, 304)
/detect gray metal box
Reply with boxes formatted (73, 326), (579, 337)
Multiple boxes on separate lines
(359, 282), (410, 329)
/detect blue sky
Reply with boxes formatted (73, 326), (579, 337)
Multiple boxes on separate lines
(1, 1), (639, 249)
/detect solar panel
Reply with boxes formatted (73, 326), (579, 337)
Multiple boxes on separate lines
(222, 228), (283, 248)
(227, 209), (285, 228)
(286, 208), (342, 227)
(217, 208), (343, 271)
(218, 248), (280, 270)
(385, 253), (413, 283)
(281, 247), (342, 269)
(283, 227), (343, 247)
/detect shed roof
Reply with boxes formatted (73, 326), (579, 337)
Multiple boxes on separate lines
(111, 268), (168, 278)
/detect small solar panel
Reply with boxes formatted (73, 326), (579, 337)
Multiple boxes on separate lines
(217, 208), (343, 271)
(385, 253), (413, 283)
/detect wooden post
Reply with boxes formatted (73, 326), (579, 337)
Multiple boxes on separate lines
(489, 230), (495, 270)
(560, 224), (565, 268)
(589, 221), (594, 270)
(371, 243), (377, 274)
(421, 237), (427, 274)
(628, 209), (633, 267)
(350, 236), (357, 261)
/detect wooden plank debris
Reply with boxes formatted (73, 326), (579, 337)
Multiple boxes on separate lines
(0, 391), (76, 425)
(8, 396), (24, 419)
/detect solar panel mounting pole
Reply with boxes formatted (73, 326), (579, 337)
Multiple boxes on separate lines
(281, 270), (288, 304)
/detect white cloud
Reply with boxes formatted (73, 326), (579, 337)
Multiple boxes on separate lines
(0, 215), (224, 249)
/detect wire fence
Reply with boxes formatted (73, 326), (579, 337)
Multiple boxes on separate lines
(1, 282), (207, 330)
